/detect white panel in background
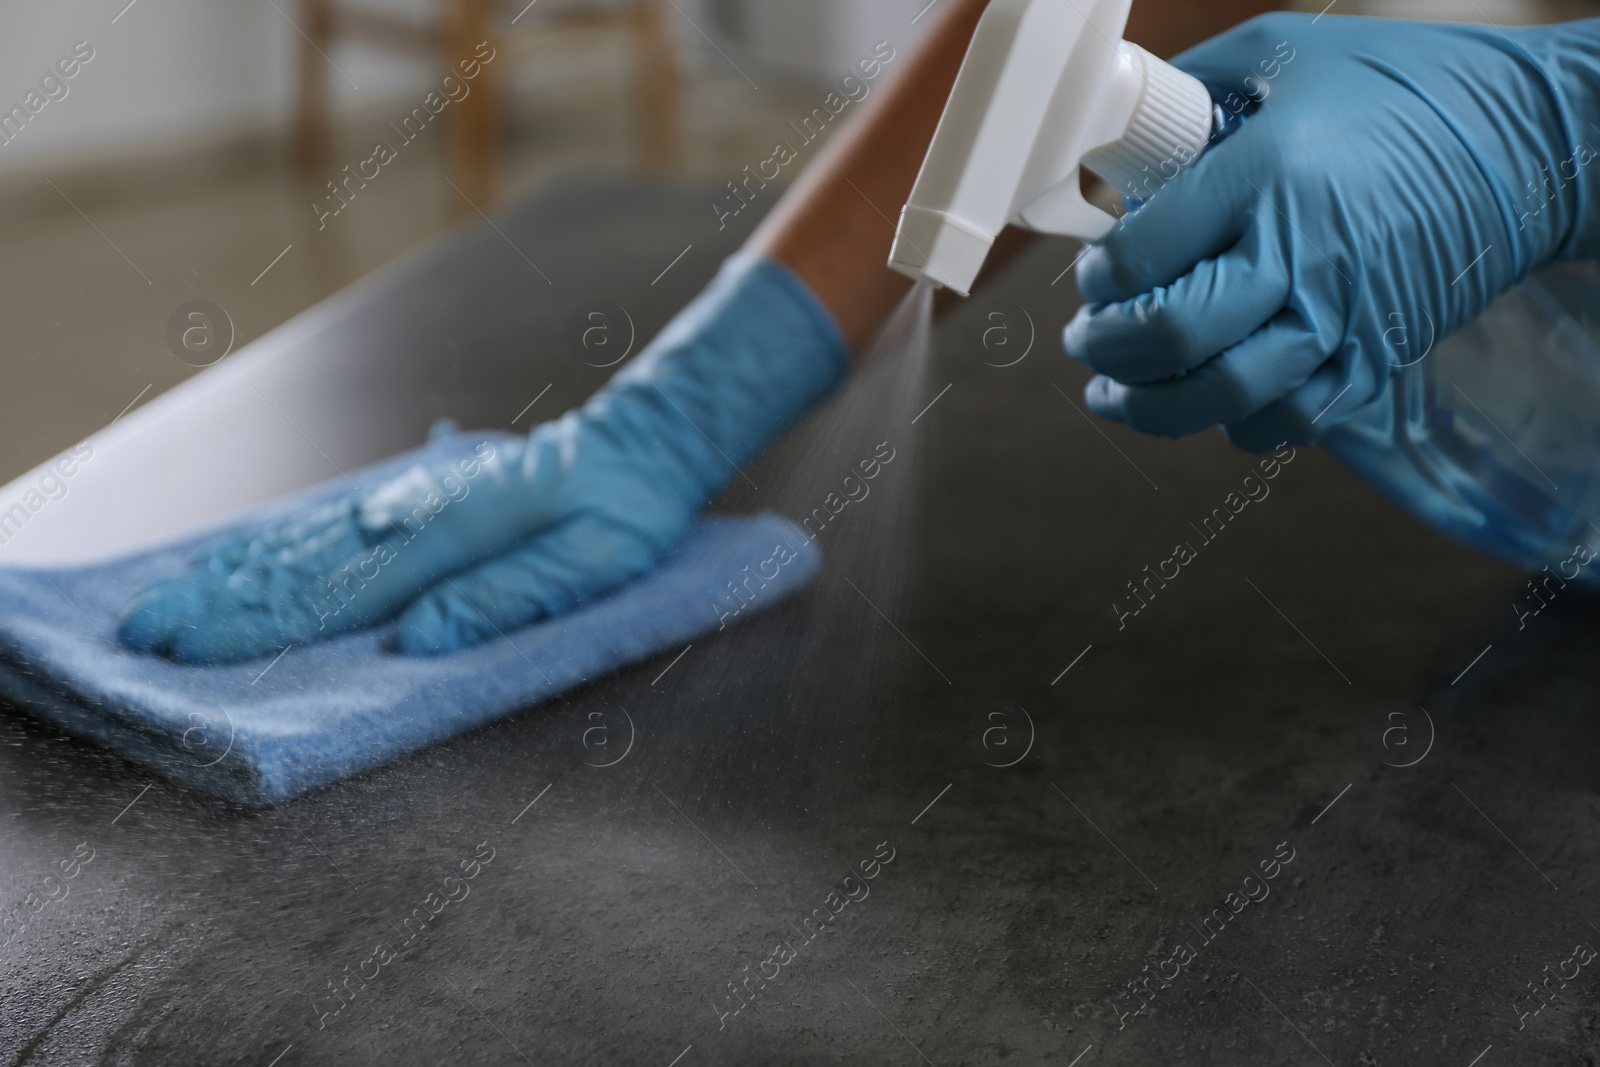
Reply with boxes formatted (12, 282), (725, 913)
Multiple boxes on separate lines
(0, 0), (438, 177)
(736, 0), (934, 82)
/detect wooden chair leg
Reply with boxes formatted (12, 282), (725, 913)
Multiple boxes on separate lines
(295, 0), (335, 179)
(445, 0), (499, 214)
(633, 0), (681, 173)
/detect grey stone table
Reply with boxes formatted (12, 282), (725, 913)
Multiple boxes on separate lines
(1, 178), (1592, 1066)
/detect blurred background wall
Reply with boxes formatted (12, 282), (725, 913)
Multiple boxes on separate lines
(0, 0), (939, 189)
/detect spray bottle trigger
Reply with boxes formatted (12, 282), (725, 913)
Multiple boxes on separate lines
(1013, 168), (1117, 242)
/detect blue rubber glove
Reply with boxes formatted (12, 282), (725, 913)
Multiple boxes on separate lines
(118, 254), (848, 662)
(1064, 13), (1600, 450)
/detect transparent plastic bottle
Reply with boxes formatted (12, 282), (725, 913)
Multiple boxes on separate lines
(1321, 260), (1600, 581)
(1163, 89), (1600, 580)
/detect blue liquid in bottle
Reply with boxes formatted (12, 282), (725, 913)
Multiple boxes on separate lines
(1321, 261), (1600, 581)
(1126, 87), (1600, 579)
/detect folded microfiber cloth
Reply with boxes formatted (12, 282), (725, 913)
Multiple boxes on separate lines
(0, 432), (819, 805)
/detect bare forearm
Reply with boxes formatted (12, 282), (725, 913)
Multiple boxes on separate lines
(746, 0), (991, 358)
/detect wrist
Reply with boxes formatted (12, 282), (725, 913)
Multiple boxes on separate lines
(592, 253), (850, 502)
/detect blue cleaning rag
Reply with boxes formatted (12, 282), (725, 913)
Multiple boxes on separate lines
(0, 432), (819, 805)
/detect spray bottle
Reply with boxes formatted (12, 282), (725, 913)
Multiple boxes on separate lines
(888, 0), (1600, 584)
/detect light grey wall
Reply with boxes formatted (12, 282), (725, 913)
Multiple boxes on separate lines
(0, 0), (933, 177)
(0, 0), (441, 177)
(734, 0), (933, 81)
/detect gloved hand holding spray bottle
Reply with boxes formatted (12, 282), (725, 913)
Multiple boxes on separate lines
(888, 0), (1600, 581)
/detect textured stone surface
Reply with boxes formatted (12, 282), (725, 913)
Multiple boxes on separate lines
(2, 179), (1585, 1066)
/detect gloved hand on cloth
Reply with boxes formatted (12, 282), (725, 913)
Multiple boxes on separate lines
(118, 254), (848, 662)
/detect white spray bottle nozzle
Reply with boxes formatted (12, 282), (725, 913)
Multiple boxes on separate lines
(888, 0), (1214, 296)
